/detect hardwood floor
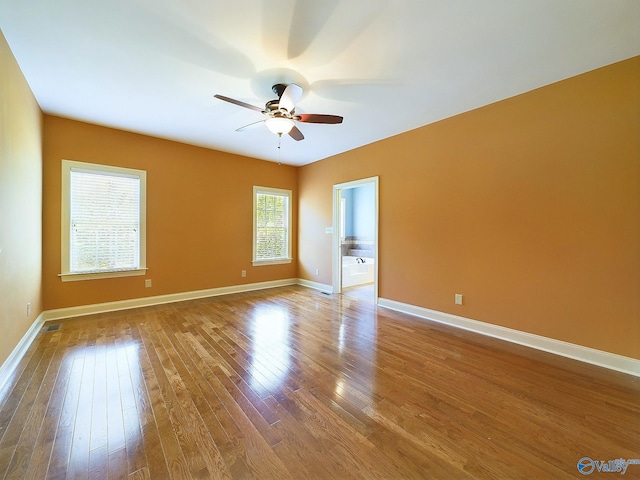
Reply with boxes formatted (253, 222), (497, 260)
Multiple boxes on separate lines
(342, 284), (375, 301)
(0, 286), (638, 479)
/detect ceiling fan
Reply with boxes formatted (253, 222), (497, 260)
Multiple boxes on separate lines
(214, 83), (343, 141)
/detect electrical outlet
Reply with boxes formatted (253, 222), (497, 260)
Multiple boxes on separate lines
(315, 268), (320, 276)
(241, 270), (246, 277)
(455, 294), (463, 305)
(26, 302), (31, 317)
(145, 279), (152, 288)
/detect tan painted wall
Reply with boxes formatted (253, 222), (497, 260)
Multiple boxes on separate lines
(43, 116), (298, 310)
(0, 30), (43, 366)
(299, 57), (640, 359)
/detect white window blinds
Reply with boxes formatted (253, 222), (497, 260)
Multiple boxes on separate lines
(61, 160), (146, 280)
(70, 169), (141, 273)
(253, 187), (291, 264)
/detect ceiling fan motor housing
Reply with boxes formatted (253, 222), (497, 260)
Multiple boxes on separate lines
(267, 84), (296, 115)
(271, 83), (288, 98)
(266, 99), (287, 114)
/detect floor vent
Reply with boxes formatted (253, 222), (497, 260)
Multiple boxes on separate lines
(45, 324), (61, 332)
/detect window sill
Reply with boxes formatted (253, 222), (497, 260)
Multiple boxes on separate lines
(59, 268), (147, 282)
(252, 258), (292, 267)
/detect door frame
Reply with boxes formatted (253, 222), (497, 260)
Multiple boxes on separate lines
(332, 176), (379, 302)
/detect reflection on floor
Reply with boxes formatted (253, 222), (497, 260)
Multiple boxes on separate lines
(342, 282), (374, 301)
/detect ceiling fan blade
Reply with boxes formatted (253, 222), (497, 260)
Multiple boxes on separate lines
(279, 84), (303, 112)
(288, 125), (304, 141)
(236, 120), (265, 132)
(297, 114), (343, 124)
(214, 94), (264, 113)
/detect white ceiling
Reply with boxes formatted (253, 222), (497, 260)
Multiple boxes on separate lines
(1, 1), (638, 166)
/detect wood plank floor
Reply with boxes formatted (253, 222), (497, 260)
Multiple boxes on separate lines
(0, 286), (638, 479)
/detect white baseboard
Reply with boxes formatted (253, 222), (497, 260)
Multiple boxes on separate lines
(378, 298), (640, 377)
(296, 278), (334, 294)
(0, 312), (46, 392)
(43, 278), (299, 321)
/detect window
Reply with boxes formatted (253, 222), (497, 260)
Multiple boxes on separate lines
(61, 160), (147, 281)
(253, 186), (292, 265)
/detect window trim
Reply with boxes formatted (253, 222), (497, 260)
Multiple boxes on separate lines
(252, 186), (292, 266)
(60, 159), (147, 282)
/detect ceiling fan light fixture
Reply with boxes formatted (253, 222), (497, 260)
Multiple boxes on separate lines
(265, 117), (294, 136)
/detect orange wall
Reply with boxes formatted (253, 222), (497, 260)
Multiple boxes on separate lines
(43, 116), (297, 310)
(0, 30), (43, 366)
(299, 57), (640, 359)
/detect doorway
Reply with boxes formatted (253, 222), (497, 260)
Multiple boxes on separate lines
(332, 176), (379, 302)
